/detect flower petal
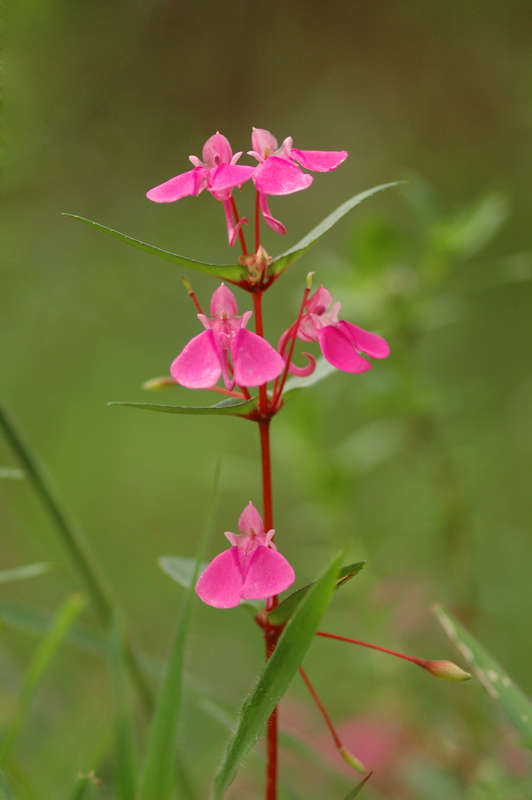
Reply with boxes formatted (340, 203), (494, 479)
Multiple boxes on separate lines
(196, 548), (244, 608)
(241, 546), (295, 600)
(254, 157), (313, 196)
(289, 149), (348, 172)
(231, 329), (285, 387)
(250, 128), (279, 159)
(146, 167), (204, 202)
(170, 329), (222, 388)
(238, 501), (264, 536)
(259, 193), (286, 235)
(210, 283), (238, 319)
(337, 320), (390, 359)
(209, 163), (257, 193)
(202, 133), (233, 167)
(317, 326), (372, 373)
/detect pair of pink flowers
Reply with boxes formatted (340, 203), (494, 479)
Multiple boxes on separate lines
(147, 129), (348, 244)
(171, 284), (389, 392)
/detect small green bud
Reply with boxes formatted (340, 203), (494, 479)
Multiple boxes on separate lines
(181, 275), (194, 295)
(306, 271), (315, 290)
(142, 377), (177, 391)
(339, 745), (366, 774)
(420, 659), (471, 682)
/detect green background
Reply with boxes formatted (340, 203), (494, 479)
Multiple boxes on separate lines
(2, 1), (532, 797)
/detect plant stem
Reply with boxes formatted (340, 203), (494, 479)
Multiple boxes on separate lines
(255, 190), (261, 253)
(252, 292), (269, 415)
(230, 196), (248, 256)
(316, 631), (420, 665)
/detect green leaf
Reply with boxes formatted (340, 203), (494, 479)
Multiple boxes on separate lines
(0, 596), (107, 655)
(160, 556), (261, 613)
(342, 773), (373, 800)
(108, 396), (258, 418)
(268, 182), (406, 278)
(68, 772), (100, 800)
(212, 550), (344, 799)
(0, 563), (55, 586)
(0, 594), (87, 766)
(64, 215), (247, 283)
(267, 561), (365, 626)
(0, 773), (15, 800)
(109, 618), (137, 800)
(281, 358), (338, 400)
(0, 468), (24, 480)
(138, 462), (221, 800)
(434, 604), (532, 748)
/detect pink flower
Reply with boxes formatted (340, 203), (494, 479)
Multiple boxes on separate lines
(281, 286), (390, 374)
(146, 133), (256, 246)
(248, 129), (348, 234)
(196, 502), (295, 608)
(171, 284), (284, 390)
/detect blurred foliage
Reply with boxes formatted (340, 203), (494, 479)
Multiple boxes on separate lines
(2, 0), (532, 798)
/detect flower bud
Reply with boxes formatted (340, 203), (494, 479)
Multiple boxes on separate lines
(420, 659), (471, 682)
(142, 376), (177, 390)
(338, 745), (366, 774)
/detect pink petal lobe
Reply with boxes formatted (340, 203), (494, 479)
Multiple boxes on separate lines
(209, 163), (257, 193)
(287, 352), (316, 377)
(170, 329), (222, 388)
(210, 284), (238, 318)
(289, 149), (348, 172)
(251, 128), (279, 159)
(196, 548), (243, 608)
(254, 157), (313, 196)
(202, 133), (232, 167)
(146, 168), (204, 202)
(238, 501), (264, 536)
(259, 193), (286, 235)
(241, 546), (295, 600)
(317, 326), (371, 373)
(231, 329), (285, 387)
(338, 321), (390, 359)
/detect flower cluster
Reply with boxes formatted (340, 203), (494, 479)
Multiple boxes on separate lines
(147, 129), (348, 245)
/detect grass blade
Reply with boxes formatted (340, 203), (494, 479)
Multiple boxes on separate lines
(109, 618), (137, 800)
(434, 604), (532, 748)
(0, 594), (86, 766)
(269, 182), (406, 278)
(67, 772), (100, 800)
(138, 461), (221, 800)
(212, 549), (344, 800)
(342, 772), (373, 799)
(0, 564), (55, 586)
(0, 398), (110, 626)
(63, 215), (247, 283)
(0, 773), (15, 800)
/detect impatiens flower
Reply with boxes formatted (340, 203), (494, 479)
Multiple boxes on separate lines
(146, 133), (256, 246)
(171, 284), (284, 390)
(196, 502), (295, 608)
(247, 128), (348, 234)
(281, 286), (390, 374)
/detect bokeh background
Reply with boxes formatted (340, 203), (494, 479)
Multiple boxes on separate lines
(2, 1), (532, 797)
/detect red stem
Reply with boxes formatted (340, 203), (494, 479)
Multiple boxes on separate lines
(271, 286), (311, 409)
(316, 631), (421, 666)
(299, 666), (342, 748)
(252, 292), (269, 416)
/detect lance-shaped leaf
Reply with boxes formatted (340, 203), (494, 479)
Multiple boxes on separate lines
(138, 462), (220, 800)
(212, 550), (344, 800)
(434, 604), (532, 748)
(342, 773), (373, 800)
(109, 618), (137, 800)
(281, 358), (338, 401)
(64, 215), (248, 283)
(267, 561), (365, 626)
(108, 396), (258, 418)
(268, 182), (406, 279)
